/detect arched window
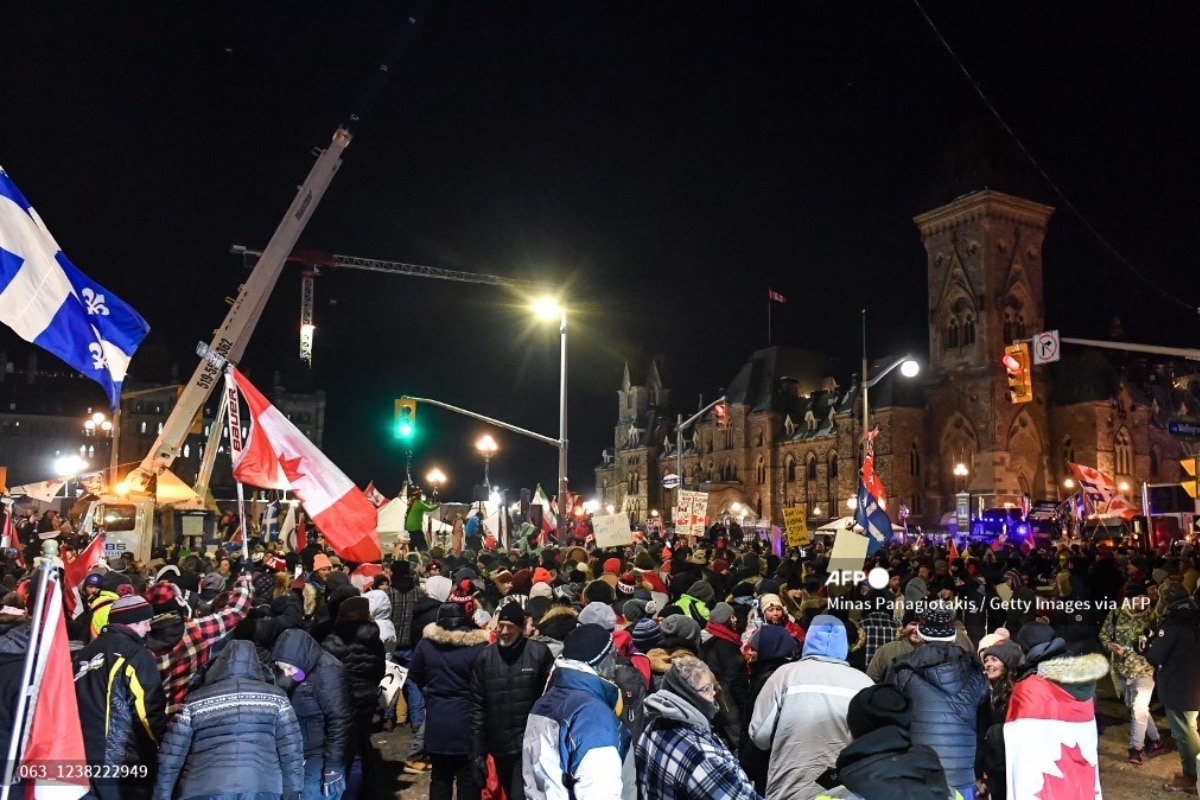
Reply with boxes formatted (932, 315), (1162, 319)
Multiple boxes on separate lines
(946, 319), (959, 349)
(787, 456), (797, 482)
(827, 451), (838, 502)
(724, 423), (734, 449)
(963, 314), (976, 346)
(910, 441), (920, 476)
(1063, 436), (1075, 472)
(806, 453), (818, 482)
(1114, 428), (1133, 476)
(756, 456), (766, 485)
(755, 497), (762, 517)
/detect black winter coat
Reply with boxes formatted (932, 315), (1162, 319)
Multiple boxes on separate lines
(270, 628), (353, 767)
(739, 659), (788, 796)
(1148, 599), (1200, 710)
(411, 621), (489, 756)
(321, 619), (386, 718)
(410, 596), (442, 647)
(72, 625), (167, 794)
(888, 642), (988, 789)
(829, 725), (953, 800)
(0, 625), (30, 777)
(699, 626), (749, 748)
(153, 641), (304, 800)
(469, 637), (554, 757)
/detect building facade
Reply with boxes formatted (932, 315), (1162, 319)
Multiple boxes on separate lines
(595, 188), (1196, 528)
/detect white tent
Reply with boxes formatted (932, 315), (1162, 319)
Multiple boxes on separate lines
(815, 515), (905, 534)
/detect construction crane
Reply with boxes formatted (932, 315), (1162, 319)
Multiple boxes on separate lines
(231, 245), (531, 366)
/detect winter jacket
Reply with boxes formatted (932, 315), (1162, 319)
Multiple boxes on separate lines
(748, 653), (872, 799)
(410, 595), (443, 648)
(537, 605), (580, 644)
(0, 625), (31, 777)
(410, 620), (490, 756)
(888, 642), (988, 790)
(269, 629), (352, 769)
(523, 659), (626, 800)
(387, 578), (422, 649)
(814, 725), (955, 800)
(153, 640), (304, 800)
(739, 630), (797, 796)
(635, 689), (760, 800)
(72, 624), (167, 795)
(321, 618), (386, 718)
(364, 589), (398, 653)
(1098, 603), (1155, 679)
(233, 594), (304, 653)
(470, 636), (555, 757)
(700, 621), (749, 748)
(85, 590), (120, 640)
(1147, 599), (1200, 710)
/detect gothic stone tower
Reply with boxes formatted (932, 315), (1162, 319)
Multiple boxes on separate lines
(914, 190), (1055, 517)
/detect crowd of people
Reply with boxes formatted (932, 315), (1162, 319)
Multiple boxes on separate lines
(2, 508), (1200, 799)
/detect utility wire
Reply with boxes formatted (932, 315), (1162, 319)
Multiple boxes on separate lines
(910, 0), (1200, 316)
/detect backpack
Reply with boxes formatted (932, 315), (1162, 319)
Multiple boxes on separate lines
(613, 654), (649, 741)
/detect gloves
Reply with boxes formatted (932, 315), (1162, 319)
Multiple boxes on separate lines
(322, 768), (346, 797)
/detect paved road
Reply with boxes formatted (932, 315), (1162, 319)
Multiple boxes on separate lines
(370, 678), (1196, 799)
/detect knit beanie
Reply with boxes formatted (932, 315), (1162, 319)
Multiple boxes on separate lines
(530, 581), (554, 599)
(757, 578), (781, 597)
(497, 601), (527, 627)
(917, 606), (956, 642)
(579, 602), (617, 631)
(109, 595), (153, 625)
(450, 579), (478, 616)
(982, 640), (1025, 673)
(686, 581), (715, 604)
(846, 684), (912, 738)
(603, 558), (622, 575)
(631, 618), (663, 652)
(708, 602), (735, 626)
(533, 567), (555, 586)
(634, 551), (657, 571)
(759, 593), (785, 612)
(583, 580), (615, 606)
(622, 599), (649, 624)
(510, 569), (533, 594)
(337, 596), (371, 623)
(659, 614), (701, 652)
(617, 573), (638, 596)
(563, 623), (614, 667)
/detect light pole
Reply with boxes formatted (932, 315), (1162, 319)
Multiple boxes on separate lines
(425, 467), (446, 500)
(475, 434), (497, 515)
(535, 297), (569, 540)
(860, 310), (921, 452)
(83, 411), (115, 487)
(53, 455), (89, 499)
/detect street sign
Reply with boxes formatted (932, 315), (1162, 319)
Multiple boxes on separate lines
(1031, 330), (1060, 365)
(662, 473), (680, 489)
(1168, 418), (1200, 441)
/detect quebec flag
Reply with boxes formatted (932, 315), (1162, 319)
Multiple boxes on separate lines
(854, 478), (892, 556)
(0, 167), (149, 408)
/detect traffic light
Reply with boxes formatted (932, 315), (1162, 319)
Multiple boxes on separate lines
(394, 398), (417, 442)
(714, 401), (728, 430)
(1002, 343), (1032, 404)
(1183, 456), (1198, 499)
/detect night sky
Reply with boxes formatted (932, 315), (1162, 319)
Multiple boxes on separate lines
(3, 2), (1198, 500)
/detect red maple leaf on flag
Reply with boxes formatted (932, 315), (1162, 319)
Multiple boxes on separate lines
(1036, 742), (1096, 800)
(280, 454), (307, 486)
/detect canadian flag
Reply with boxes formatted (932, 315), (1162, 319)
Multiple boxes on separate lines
(533, 484), (557, 544)
(62, 532), (105, 618)
(1004, 672), (1101, 799)
(228, 369), (381, 564)
(19, 571), (89, 799)
(363, 481), (390, 509)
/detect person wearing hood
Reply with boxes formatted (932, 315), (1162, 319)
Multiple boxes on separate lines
(635, 657), (760, 800)
(153, 640), (304, 800)
(411, 601), (490, 800)
(321, 596), (386, 796)
(400, 573), (454, 774)
(363, 588), (397, 653)
(1098, 586), (1165, 765)
(1002, 622), (1108, 800)
(1147, 581), (1200, 793)
(524, 624), (627, 800)
(383, 561), (423, 733)
(887, 605), (987, 800)
(470, 602), (554, 800)
(72, 595), (167, 800)
(270, 629), (353, 800)
(310, 583), (362, 644)
(146, 568), (254, 716)
(814, 684), (955, 800)
(739, 625), (801, 795)
(748, 614), (873, 800)
(673, 580), (714, 625)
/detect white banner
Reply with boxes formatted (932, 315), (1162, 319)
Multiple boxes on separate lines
(591, 512), (633, 549)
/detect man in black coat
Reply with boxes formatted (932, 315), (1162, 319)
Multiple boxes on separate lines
(72, 595), (167, 800)
(469, 602), (554, 800)
(1146, 583), (1200, 792)
(271, 628), (353, 799)
(699, 601), (749, 750)
(320, 596), (386, 794)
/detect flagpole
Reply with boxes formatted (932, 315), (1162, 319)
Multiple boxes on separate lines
(235, 482), (250, 563)
(1, 547), (54, 799)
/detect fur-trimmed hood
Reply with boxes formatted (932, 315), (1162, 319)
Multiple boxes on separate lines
(646, 645), (695, 675)
(538, 605), (578, 624)
(422, 621), (490, 648)
(1037, 652), (1109, 685)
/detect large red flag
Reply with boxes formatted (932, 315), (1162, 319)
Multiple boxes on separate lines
(62, 533), (105, 618)
(228, 369), (381, 563)
(20, 573), (89, 799)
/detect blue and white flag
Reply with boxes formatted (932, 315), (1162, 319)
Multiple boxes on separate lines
(261, 500), (281, 542)
(0, 167), (149, 408)
(854, 479), (891, 556)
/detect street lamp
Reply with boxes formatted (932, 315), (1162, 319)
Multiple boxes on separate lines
(812, 504), (822, 518)
(535, 296), (569, 539)
(860, 309), (920, 457)
(846, 497), (858, 510)
(425, 467), (446, 500)
(1063, 478), (1076, 490)
(53, 454), (89, 499)
(83, 411), (115, 487)
(475, 434), (498, 489)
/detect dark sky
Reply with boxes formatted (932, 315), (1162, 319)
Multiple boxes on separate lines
(3, 2), (1198, 501)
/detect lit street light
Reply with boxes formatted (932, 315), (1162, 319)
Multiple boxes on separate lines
(83, 411), (115, 487)
(535, 296), (569, 539)
(475, 434), (498, 488)
(425, 467), (446, 500)
(860, 309), (920, 462)
(53, 454), (89, 499)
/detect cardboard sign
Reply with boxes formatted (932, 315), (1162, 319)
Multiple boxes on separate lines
(828, 528), (869, 573)
(783, 506), (810, 547)
(675, 490), (709, 538)
(591, 512), (634, 549)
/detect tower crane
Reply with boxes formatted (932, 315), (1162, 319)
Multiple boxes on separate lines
(231, 245), (531, 367)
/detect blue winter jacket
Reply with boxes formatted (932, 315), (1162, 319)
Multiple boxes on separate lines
(410, 620), (490, 756)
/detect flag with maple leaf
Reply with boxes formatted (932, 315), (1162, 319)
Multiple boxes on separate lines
(1004, 668), (1101, 799)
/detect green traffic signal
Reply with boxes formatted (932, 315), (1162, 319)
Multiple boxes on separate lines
(394, 398), (417, 442)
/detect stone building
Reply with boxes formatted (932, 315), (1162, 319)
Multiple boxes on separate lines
(595, 188), (1196, 528)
